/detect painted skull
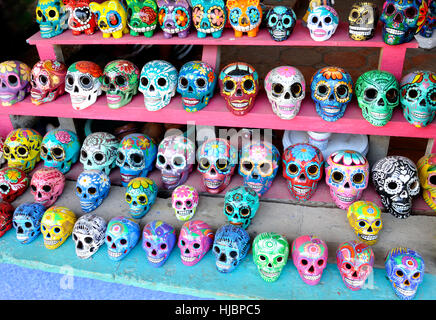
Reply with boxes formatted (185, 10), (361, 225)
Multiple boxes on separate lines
(223, 185), (260, 229)
(0, 167), (28, 202)
(80, 132), (119, 175)
(72, 212), (107, 259)
(65, 61), (103, 110)
(291, 235), (328, 285)
(336, 240), (374, 291)
(355, 70), (400, 126)
(219, 62), (259, 116)
(3, 128), (42, 173)
(385, 247), (425, 300)
(419, 0), (435, 37)
(30, 167), (66, 208)
(400, 70), (436, 128)
(0, 60), (31, 106)
(156, 134), (195, 189)
(41, 206), (77, 250)
(36, 0), (69, 38)
(177, 61), (217, 112)
(282, 143), (324, 201)
(417, 153), (436, 211)
(348, 2), (379, 41)
(171, 185), (199, 221)
(116, 133), (157, 186)
(30, 60), (67, 105)
(139, 60), (178, 111)
(76, 170), (111, 213)
(197, 138), (238, 194)
(191, 0), (227, 38)
(372, 156), (420, 219)
(347, 201), (383, 245)
(142, 220), (176, 267)
(239, 140), (280, 196)
(101, 60), (139, 109)
(311, 66), (354, 122)
(64, 0), (98, 35)
(0, 202), (14, 238)
(178, 220), (214, 266)
(307, 5), (339, 41)
(126, 0), (158, 37)
(157, 0), (191, 38)
(125, 177), (158, 219)
(226, 0), (263, 37)
(40, 129), (80, 174)
(212, 224), (250, 273)
(266, 6), (297, 41)
(253, 232), (289, 282)
(12, 202), (46, 244)
(89, 0), (129, 39)
(105, 216), (140, 261)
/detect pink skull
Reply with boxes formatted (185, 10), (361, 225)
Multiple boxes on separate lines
(30, 60), (67, 105)
(0, 60), (31, 106)
(178, 220), (214, 266)
(292, 235), (328, 285)
(171, 185), (199, 221)
(30, 167), (66, 208)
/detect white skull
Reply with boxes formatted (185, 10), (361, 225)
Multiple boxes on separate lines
(307, 5), (339, 42)
(80, 132), (119, 175)
(72, 213), (107, 259)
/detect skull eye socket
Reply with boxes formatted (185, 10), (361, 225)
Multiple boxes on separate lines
(80, 75), (93, 89)
(386, 3), (396, 15)
(229, 251), (238, 258)
(88, 187), (97, 195)
(185, 200), (193, 208)
(117, 151), (125, 162)
(52, 147), (64, 159)
(3, 146), (9, 154)
(39, 75), (48, 86)
(283, 17), (291, 26)
(125, 194), (132, 202)
(324, 16), (332, 24)
(17, 146), (28, 157)
(94, 152), (104, 163)
(301, 259), (308, 265)
(42, 225), (46, 232)
(242, 161), (253, 172)
(288, 163), (299, 175)
(225, 205), (234, 214)
(180, 239), (186, 246)
(407, 89), (419, 100)
(76, 186), (82, 194)
(429, 175), (436, 186)
(336, 85), (349, 99)
(388, 181), (398, 190)
(130, 153), (144, 164)
(268, 14), (277, 25)
(37, 9), (43, 18)
(120, 238), (127, 245)
(42, 185), (51, 192)
(350, 10), (359, 19)
(332, 171), (344, 183)
(173, 156), (185, 167)
(224, 80), (235, 91)
(353, 173), (365, 184)
(311, 16), (318, 24)
(396, 270), (404, 277)
(106, 235), (112, 242)
(276, 256), (283, 263)
(84, 237), (93, 244)
(405, 7), (417, 19)
(160, 243), (167, 250)
(115, 75), (126, 86)
(24, 222), (32, 228)
(307, 165), (319, 176)
(193, 243), (200, 249)
(317, 259), (324, 266)
(140, 77), (148, 87)
(272, 83), (284, 95)
(7, 75), (18, 87)
(291, 83), (303, 98)
(103, 76), (111, 86)
(157, 77), (167, 87)
(316, 84), (329, 97)
(179, 77), (188, 88)
(259, 162), (271, 174)
(175, 200), (183, 209)
(240, 207), (250, 217)
(243, 79), (254, 91)
(375, 220), (381, 227)
(196, 78), (206, 88)
(66, 74), (74, 86)
(364, 88), (378, 100)
(157, 154), (166, 165)
(386, 88), (398, 103)
(81, 150), (88, 159)
(199, 158), (210, 170)
(359, 221), (366, 228)
(138, 195), (147, 204)
(216, 159), (228, 171)
(48, 9), (57, 18)
(0, 184), (10, 193)
(409, 180), (419, 192)
(412, 272), (421, 279)
(345, 263), (352, 270)
(145, 241), (151, 248)
(53, 227), (61, 233)
(259, 255), (266, 261)
(214, 245), (220, 253)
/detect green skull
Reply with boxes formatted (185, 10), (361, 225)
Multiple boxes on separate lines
(355, 70), (400, 127)
(253, 232), (289, 282)
(126, 0), (158, 37)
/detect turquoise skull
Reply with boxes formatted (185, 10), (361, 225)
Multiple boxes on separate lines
(223, 185), (260, 229)
(36, 0), (69, 38)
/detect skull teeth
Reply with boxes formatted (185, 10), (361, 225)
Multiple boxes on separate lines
(411, 111), (430, 119)
(359, 234), (378, 241)
(335, 194), (356, 203)
(44, 239), (60, 246)
(344, 277), (364, 287)
(385, 28), (405, 36)
(204, 179), (223, 189)
(182, 97), (200, 106)
(260, 269), (279, 278)
(395, 286), (416, 297)
(176, 209), (193, 217)
(128, 24), (157, 33)
(303, 274), (321, 281)
(148, 255), (165, 264)
(370, 111), (389, 120)
(230, 101), (249, 109)
(70, 23), (91, 32)
(108, 250), (123, 258)
(181, 255), (197, 262)
(392, 202), (411, 213)
(216, 261), (232, 270)
(163, 27), (181, 34)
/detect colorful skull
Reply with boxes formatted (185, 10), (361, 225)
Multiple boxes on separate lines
(36, 0), (69, 38)
(0, 60), (31, 106)
(282, 143), (324, 201)
(191, 0), (227, 38)
(219, 62), (259, 116)
(139, 60), (178, 111)
(226, 0), (263, 37)
(223, 185), (260, 229)
(307, 5), (339, 41)
(355, 70), (400, 126)
(197, 138), (238, 194)
(0, 202), (14, 238)
(105, 216), (140, 261)
(264, 66), (306, 120)
(171, 185), (199, 221)
(253, 232), (289, 282)
(291, 235), (328, 285)
(30, 167), (66, 208)
(126, 0), (158, 37)
(419, 0), (435, 37)
(76, 170), (111, 213)
(372, 156), (420, 219)
(72, 212), (107, 259)
(417, 153), (436, 211)
(348, 2), (379, 41)
(0, 167), (28, 202)
(12, 202), (45, 244)
(336, 240), (374, 291)
(80, 132), (119, 175)
(212, 224), (250, 273)
(89, 0), (129, 39)
(347, 201), (383, 245)
(101, 60), (140, 109)
(64, 0), (98, 35)
(30, 60), (67, 105)
(385, 248), (425, 300)
(157, 0), (191, 38)
(178, 220), (214, 266)
(41, 206), (77, 250)
(125, 177), (158, 218)
(0, 137), (4, 166)
(302, 0), (336, 24)
(177, 61), (217, 112)
(142, 220), (176, 267)
(266, 6), (297, 41)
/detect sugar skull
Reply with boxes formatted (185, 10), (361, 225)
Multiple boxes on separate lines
(253, 232), (289, 282)
(157, 0), (191, 38)
(12, 202), (45, 244)
(125, 177), (158, 218)
(372, 156), (420, 219)
(264, 66), (306, 120)
(347, 201), (383, 245)
(0, 60), (31, 106)
(64, 0), (98, 35)
(266, 6), (297, 41)
(336, 240), (374, 291)
(302, 0), (336, 24)
(3, 128), (42, 173)
(76, 170), (111, 213)
(65, 61), (103, 110)
(419, 0), (435, 38)
(355, 70), (400, 126)
(142, 220), (176, 267)
(101, 60), (140, 109)
(283, 143), (324, 201)
(291, 235), (328, 285)
(105, 216), (140, 261)
(226, 0), (263, 37)
(219, 62), (259, 116)
(89, 0), (129, 38)
(171, 185), (199, 221)
(212, 224), (250, 273)
(178, 220), (214, 266)
(400, 70), (436, 128)
(417, 153), (436, 211)
(223, 186), (260, 229)
(116, 133), (157, 186)
(80, 132), (119, 175)
(30, 167), (66, 208)
(139, 60), (178, 111)
(0, 167), (28, 202)
(40, 129), (80, 174)
(156, 134), (195, 189)
(239, 140), (280, 196)
(307, 5), (339, 41)
(72, 213), (107, 259)
(191, 0), (227, 38)
(41, 206), (77, 250)
(348, 2), (379, 41)
(177, 61), (217, 112)
(36, 0), (69, 38)
(385, 247), (425, 300)
(0, 202), (14, 238)
(197, 138), (238, 194)
(126, 0), (158, 37)
(30, 60), (67, 105)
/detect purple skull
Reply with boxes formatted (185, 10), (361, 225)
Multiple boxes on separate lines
(0, 61), (31, 106)
(142, 220), (176, 267)
(157, 0), (191, 39)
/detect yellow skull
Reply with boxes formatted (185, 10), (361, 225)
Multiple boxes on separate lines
(41, 206), (77, 249)
(417, 154), (436, 211)
(347, 201), (382, 245)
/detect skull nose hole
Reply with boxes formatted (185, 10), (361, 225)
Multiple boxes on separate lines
(308, 265), (315, 273)
(47, 155), (53, 161)
(77, 241), (83, 249)
(17, 226), (23, 234)
(74, 86), (79, 93)
(329, 93), (335, 101)
(252, 172), (259, 179)
(377, 98), (385, 106)
(165, 22), (172, 27)
(151, 249), (157, 256)
(404, 279), (410, 286)
(110, 84), (116, 91)
(47, 233), (51, 238)
(299, 173), (306, 181)
(149, 84), (155, 92)
(241, 17), (248, 25)
(111, 243), (116, 249)
(284, 92), (291, 99)
(344, 182), (350, 189)
(394, 13), (403, 23)
(37, 192), (42, 198)
(165, 164), (171, 170)
(367, 226), (373, 232)
(219, 253), (226, 262)
(184, 248), (190, 254)
(236, 88), (243, 96)
(188, 86), (194, 93)
(267, 263), (272, 268)
(352, 271), (358, 278)
(419, 99), (426, 106)
(210, 168), (217, 175)
(201, 22), (208, 28)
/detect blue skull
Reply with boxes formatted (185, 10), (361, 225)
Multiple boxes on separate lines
(266, 6), (297, 41)
(191, 0), (227, 38)
(76, 170), (111, 213)
(36, 0), (69, 38)
(105, 216), (140, 261)
(223, 185), (260, 229)
(12, 202), (46, 244)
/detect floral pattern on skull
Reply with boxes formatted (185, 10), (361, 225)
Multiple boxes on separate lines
(347, 201), (383, 245)
(0, 167), (28, 202)
(76, 170), (111, 213)
(30, 167), (65, 208)
(41, 206), (77, 250)
(0, 60), (31, 106)
(12, 202), (45, 244)
(105, 216), (140, 261)
(172, 185), (199, 221)
(142, 220), (176, 267)
(223, 185), (260, 229)
(178, 220), (214, 266)
(125, 177), (158, 218)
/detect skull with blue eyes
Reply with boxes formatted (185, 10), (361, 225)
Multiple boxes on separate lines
(125, 177), (158, 219)
(36, 0), (69, 38)
(307, 5), (339, 41)
(12, 202), (46, 244)
(105, 216), (140, 261)
(191, 0), (227, 38)
(226, 0), (262, 37)
(75, 170), (111, 213)
(266, 6), (297, 41)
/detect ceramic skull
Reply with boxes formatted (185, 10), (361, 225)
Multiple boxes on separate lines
(36, 0), (69, 38)
(348, 2), (379, 41)
(72, 212), (107, 259)
(142, 220), (176, 267)
(223, 185), (260, 229)
(171, 185), (199, 221)
(178, 220), (214, 266)
(12, 202), (46, 244)
(125, 177), (158, 219)
(226, 0), (263, 37)
(0, 202), (14, 238)
(157, 0), (191, 38)
(41, 206), (77, 250)
(0, 167), (28, 202)
(191, 0), (227, 38)
(76, 170), (111, 213)
(105, 216), (140, 261)
(126, 0), (158, 37)
(417, 153), (436, 211)
(64, 0), (98, 35)
(347, 201), (383, 245)
(0, 60), (31, 106)
(307, 5), (339, 41)
(266, 6), (297, 41)
(30, 60), (67, 105)
(419, 0), (435, 38)
(80, 132), (119, 175)
(30, 167), (66, 208)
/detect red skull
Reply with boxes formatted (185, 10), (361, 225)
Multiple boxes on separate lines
(63, 0), (98, 36)
(0, 202), (14, 237)
(0, 167), (29, 202)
